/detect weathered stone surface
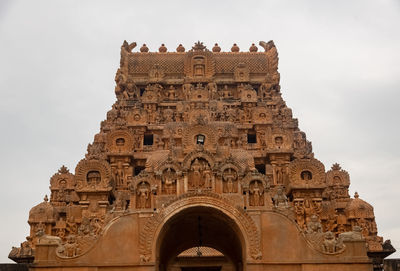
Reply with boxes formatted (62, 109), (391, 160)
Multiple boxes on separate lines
(9, 41), (395, 271)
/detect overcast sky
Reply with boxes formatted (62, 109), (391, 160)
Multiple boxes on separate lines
(0, 0), (399, 263)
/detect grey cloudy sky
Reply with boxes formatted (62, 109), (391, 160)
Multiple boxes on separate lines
(0, 0), (399, 262)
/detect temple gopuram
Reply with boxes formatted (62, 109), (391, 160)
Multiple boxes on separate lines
(9, 41), (395, 271)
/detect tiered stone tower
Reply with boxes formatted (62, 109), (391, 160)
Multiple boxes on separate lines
(9, 41), (395, 271)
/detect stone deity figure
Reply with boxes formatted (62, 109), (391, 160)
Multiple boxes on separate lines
(222, 85), (231, 98)
(167, 85), (176, 100)
(207, 82), (218, 99)
(63, 235), (79, 257)
(258, 132), (266, 147)
(189, 159), (202, 188)
(123, 81), (139, 100)
(303, 199), (314, 222)
(273, 187), (288, 208)
(115, 161), (125, 186)
(275, 167), (284, 185)
(66, 216), (77, 235)
(163, 168), (176, 194)
(249, 181), (264, 206)
(223, 168), (237, 193)
(137, 183), (150, 209)
(182, 83), (193, 100)
(294, 201), (306, 229)
(306, 214), (323, 234)
(203, 169), (212, 189)
(78, 217), (91, 236)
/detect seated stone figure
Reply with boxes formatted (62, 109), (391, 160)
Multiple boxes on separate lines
(273, 187), (288, 208)
(306, 214), (322, 234)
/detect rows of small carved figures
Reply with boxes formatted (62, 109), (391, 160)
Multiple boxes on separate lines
(11, 187), (379, 260)
(16, 189), (374, 259)
(11, 160), (380, 260)
(114, 81), (280, 104)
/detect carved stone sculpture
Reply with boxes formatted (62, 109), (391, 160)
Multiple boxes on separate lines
(273, 186), (288, 208)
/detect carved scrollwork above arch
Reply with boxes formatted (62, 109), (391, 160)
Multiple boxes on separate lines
(105, 129), (134, 153)
(139, 192), (262, 261)
(242, 171), (270, 191)
(182, 149), (216, 171)
(217, 156), (245, 177)
(75, 159), (112, 191)
(288, 158), (326, 186)
(155, 156), (182, 176)
(129, 171), (157, 193)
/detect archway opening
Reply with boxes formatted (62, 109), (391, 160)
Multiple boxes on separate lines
(157, 206), (244, 271)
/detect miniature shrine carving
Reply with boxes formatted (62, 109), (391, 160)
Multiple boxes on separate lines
(9, 40), (395, 271)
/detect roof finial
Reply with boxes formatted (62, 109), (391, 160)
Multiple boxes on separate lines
(159, 44), (167, 53)
(176, 44), (185, 52)
(140, 44), (149, 53)
(249, 43), (258, 52)
(231, 43), (240, 52)
(192, 41), (206, 51)
(212, 43), (221, 52)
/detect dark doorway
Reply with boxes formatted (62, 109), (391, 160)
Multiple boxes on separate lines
(181, 267), (221, 271)
(157, 206), (244, 271)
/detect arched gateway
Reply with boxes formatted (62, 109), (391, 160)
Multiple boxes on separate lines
(153, 195), (250, 271)
(9, 41), (395, 271)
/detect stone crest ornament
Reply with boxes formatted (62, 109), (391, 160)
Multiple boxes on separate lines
(9, 40), (393, 271)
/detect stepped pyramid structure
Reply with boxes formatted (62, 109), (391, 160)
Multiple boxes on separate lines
(9, 41), (395, 271)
